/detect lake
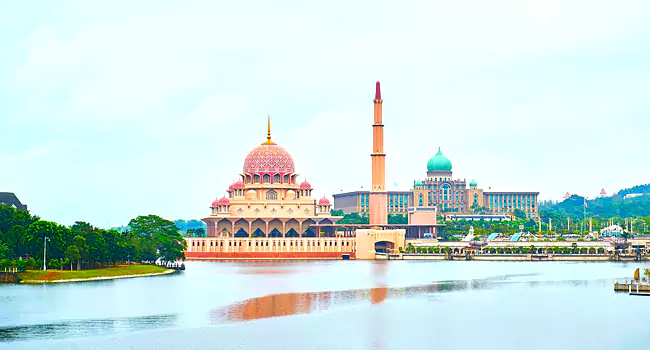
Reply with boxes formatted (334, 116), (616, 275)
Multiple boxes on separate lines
(1, 261), (649, 350)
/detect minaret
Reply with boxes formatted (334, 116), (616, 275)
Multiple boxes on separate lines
(369, 81), (388, 226)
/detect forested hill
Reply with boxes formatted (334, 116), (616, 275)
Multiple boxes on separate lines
(114, 219), (205, 233)
(541, 183), (650, 219)
(617, 183), (650, 197)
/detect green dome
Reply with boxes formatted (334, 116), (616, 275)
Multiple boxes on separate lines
(414, 180), (423, 187)
(469, 179), (477, 187)
(427, 148), (452, 172)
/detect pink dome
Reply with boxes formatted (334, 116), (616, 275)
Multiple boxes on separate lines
(300, 180), (312, 190)
(318, 196), (330, 206)
(211, 199), (219, 208)
(217, 196), (230, 205)
(233, 180), (245, 189)
(243, 143), (295, 175)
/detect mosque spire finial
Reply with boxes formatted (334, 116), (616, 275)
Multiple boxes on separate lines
(264, 114), (276, 145)
(375, 81), (381, 101)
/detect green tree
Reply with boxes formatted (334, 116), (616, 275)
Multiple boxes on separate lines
(26, 257), (36, 270)
(64, 245), (81, 271)
(128, 215), (186, 262)
(72, 235), (88, 270)
(15, 259), (27, 272)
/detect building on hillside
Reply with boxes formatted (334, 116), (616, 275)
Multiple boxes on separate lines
(599, 188), (607, 197)
(333, 190), (410, 216)
(624, 193), (645, 200)
(0, 192), (28, 211)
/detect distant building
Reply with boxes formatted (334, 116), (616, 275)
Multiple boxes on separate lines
(599, 188), (607, 197)
(624, 193), (645, 200)
(335, 147), (539, 219)
(0, 192), (28, 211)
(333, 191), (410, 216)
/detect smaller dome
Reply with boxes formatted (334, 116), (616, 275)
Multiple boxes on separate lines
(469, 179), (477, 187)
(217, 196), (230, 205)
(232, 180), (245, 189)
(300, 180), (312, 190)
(211, 199), (219, 208)
(318, 196), (330, 206)
(246, 189), (258, 200)
(414, 180), (423, 187)
(286, 190), (296, 199)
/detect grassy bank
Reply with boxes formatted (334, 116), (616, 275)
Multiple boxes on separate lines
(18, 264), (173, 283)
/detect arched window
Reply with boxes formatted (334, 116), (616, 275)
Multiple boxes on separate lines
(266, 189), (278, 200)
(418, 194), (423, 206)
(254, 174), (261, 183)
(263, 174), (271, 183)
(273, 174), (280, 183)
(283, 174), (289, 183)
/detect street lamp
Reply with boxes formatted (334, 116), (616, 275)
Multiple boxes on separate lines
(43, 237), (50, 271)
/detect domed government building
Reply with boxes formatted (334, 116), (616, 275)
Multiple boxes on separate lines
(334, 147), (539, 220)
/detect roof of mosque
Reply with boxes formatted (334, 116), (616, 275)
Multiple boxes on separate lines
(243, 117), (295, 175)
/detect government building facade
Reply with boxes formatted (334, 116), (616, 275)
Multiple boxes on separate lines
(334, 148), (539, 219)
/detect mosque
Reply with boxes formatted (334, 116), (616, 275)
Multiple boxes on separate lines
(184, 82), (419, 260)
(184, 118), (357, 259)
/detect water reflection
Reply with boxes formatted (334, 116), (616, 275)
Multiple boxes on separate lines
(0, 314), (178, 342)
(212, 273), (556, 324)
(0, 271), (614, 344)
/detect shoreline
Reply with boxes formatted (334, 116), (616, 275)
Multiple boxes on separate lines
(18, 269), (176, 284)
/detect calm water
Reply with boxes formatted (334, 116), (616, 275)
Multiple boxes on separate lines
(1, 261), (649, 350)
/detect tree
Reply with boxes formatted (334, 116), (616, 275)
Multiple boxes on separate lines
(64, 245), (81, 271)
(15, 259), (27, 272)
(388, 214), (408, 225)
(0, 242), (9, 260)
(72, 235), (88, 270)
(26, 257), (36, 270)
(186, 228), (205, 237)
(128, 215), (186, 262)
(330, 209), (344, 216)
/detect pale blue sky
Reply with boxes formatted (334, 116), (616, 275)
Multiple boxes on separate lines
(1, 0), (649, 228)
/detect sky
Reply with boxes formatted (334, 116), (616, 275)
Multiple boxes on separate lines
(1, 0), (649, 228)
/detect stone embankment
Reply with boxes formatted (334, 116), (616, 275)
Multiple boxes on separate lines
(380, 254), (638, 261)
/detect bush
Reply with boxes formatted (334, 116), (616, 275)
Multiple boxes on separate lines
(48, 259), (60, 269)
(15, 259), (27, 272)
(26, 257), (37, 270)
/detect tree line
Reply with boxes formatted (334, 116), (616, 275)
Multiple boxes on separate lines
(0, 204), (186, 272)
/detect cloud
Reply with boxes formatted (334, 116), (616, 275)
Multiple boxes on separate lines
(2, 0), (650, 226)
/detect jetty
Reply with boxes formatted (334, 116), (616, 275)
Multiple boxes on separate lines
(614, 268), (650, 295)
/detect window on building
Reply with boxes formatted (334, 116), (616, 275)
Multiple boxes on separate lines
(273, 174), (280, 183)
(266, 189), (278, 200)
(263, 174), (271, 183)
(254, 174), (261, 183)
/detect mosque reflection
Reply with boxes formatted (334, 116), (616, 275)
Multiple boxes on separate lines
(211, 277), (498, 324)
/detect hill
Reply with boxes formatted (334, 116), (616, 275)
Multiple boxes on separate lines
(541, 183), (650, 219)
